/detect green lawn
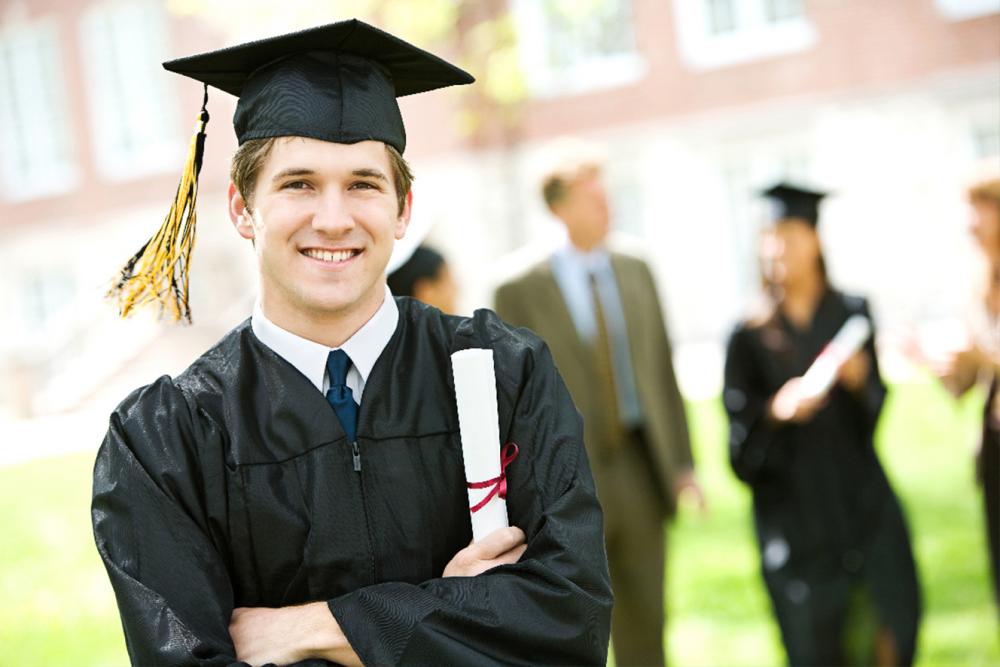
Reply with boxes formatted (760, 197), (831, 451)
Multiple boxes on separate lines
(668, 376), (999, 667)
(0, 376), (996, 666)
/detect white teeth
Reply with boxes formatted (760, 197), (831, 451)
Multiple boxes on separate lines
(304, 249), (355, 263)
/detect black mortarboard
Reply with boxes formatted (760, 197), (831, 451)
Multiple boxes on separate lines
(762, 182), (827, 227)
(109, 19), (473, 323)
(163, 19), (474, 153)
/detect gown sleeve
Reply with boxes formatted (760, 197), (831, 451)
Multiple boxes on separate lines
(327, 331), (613, 666)
(723, 325), (789, 485)
(91, 377), (243, 667)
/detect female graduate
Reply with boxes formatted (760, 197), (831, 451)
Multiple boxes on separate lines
(723, 183), (921, 666)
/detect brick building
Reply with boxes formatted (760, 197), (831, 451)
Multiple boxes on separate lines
(1, 0), (998, 417)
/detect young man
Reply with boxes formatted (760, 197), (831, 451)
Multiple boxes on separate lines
(494, 142), (701, 667)
(92, 21), (611, 666)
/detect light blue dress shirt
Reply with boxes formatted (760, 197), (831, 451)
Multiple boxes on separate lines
(550, 245), (643, 427)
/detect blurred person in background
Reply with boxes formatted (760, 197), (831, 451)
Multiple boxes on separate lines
(723, 183), (921, 666)
(931, 173), (1000, 612)
(91, 21), (613, 666)
(494, 139), (702, 667)
(387, 244), (459, 314)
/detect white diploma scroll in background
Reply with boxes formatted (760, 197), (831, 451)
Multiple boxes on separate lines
(799, 314), (872, 400)
(451, 348), (509, 542)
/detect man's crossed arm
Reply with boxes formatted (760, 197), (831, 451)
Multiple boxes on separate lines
(229, 527), (528, 666)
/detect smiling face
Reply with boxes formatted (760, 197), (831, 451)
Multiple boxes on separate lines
(229, 137), (410, 330)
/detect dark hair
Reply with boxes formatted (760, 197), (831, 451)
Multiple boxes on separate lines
(387, 245), (446, 297)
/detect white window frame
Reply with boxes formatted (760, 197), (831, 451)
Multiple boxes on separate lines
(934, 0), (1000, 21)
(672, 0), (817, 70)
(79, 0), (178, 181)
(0, 17), (79, 201)
(513, 0), (646, 98)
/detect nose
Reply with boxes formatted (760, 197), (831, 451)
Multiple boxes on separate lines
(311, 189), (356, 235)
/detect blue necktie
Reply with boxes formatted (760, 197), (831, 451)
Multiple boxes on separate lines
(325, 350), (358, 443)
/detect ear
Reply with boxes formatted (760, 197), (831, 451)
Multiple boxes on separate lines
(228, 182), (255, 240)
(394, 189), (414, 241)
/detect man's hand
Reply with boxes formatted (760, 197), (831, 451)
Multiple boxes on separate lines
(230, 601), (362, 667)
(673, 469), (707, 513)
(769, 377), (826, 424)
(443, 526), (527, 578)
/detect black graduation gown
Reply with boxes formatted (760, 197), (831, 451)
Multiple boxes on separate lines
(723, 289), (921, 666)
(91, 299), (612, 666)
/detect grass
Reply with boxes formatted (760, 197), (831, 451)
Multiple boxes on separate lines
(0, 376), (996, 666)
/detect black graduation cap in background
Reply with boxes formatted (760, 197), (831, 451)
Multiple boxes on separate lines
(761, 182), (828, 227)
(108, 19), (473, 323)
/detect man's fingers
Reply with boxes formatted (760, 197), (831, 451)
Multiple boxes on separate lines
(475, 526), (526, 559)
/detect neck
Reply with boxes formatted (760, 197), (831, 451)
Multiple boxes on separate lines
(260, 283), (385, 348)
(568, 233), (602, 254)
(780, 271), (825, 325)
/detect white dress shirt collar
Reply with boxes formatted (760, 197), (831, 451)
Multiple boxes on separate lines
(251, 285), (399, 397)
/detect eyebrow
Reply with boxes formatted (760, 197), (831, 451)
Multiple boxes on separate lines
(271, 168), (315, 184)
(270, 167), (389, 184)
(351, 168), (389, 182)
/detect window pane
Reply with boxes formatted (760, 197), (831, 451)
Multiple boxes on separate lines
(0, 20), (77, 199)
(706, 0), (737, 34)
(764, 0), (804, 23)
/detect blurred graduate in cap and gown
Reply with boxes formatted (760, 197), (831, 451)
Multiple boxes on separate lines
(91, 20), (611, 667)
(385, 216), (459, 314)
(723, 183), (921, 666)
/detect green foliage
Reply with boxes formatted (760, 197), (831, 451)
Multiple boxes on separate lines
(0, 376), (996, 665)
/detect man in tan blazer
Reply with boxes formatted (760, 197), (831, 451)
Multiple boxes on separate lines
(494, 143), (701, 667)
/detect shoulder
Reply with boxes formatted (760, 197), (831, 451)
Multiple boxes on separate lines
(401, 299), (551, 374)
(831, 289), (873, 317)
(608, 234), (652, 268)
(111, 321), (250, 437)
(496, 259), (552, 294)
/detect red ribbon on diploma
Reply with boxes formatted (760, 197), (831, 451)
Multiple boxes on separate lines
(467, 443), (520, 513)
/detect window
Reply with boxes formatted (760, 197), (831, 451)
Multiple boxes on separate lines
(672, 0), (816, 70)
(513, 0), (645, 97)
(934, 0), (1000, 21)
(80, 1), (178, 180)
(0, 18), (78, 201)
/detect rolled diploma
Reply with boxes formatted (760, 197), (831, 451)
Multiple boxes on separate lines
(451, 348), (509, 542)
(799, 314), (872, 399)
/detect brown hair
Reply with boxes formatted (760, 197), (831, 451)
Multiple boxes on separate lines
(968, 176), (1000, 207)
(230, 137), (413, 214)
(539, 139), (605, 210)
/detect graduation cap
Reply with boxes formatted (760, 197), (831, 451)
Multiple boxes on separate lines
(761, 182), (828, 227)
(108, 19), (474, 322)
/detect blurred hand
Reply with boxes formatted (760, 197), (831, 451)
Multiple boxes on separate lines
(443, 526), (527, 578)
(837, 351), (870, 393)
(770, 377), (826, 424)
(933, 346), (984, 397)
(674, 469), (707, 514)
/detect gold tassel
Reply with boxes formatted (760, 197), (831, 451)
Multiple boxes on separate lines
(108, 85), (210, 323)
